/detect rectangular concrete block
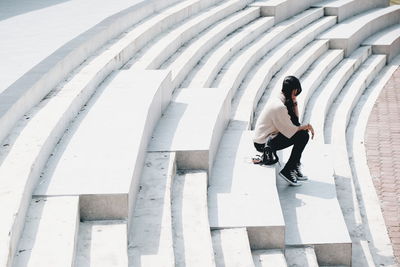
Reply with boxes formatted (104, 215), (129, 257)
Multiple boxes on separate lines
(208, 130), (285, 249)
(252, 249), (287, 267)
(148, 87), (230, 172)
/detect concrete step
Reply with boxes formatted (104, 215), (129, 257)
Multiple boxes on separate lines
(362, 23), (400, 62)
(208, 130), (285, 249)
(148, 87), (230, 172)
(279, 143), (352, 266)
(212, 228), (255, 267)
(251, 0), (322, 24)
(252, 249), (287, 267)
(216, 8), (329, 100)
(13, 197), (80, 267)
(128, 152), (176, 267)
(297, 49), (344, 121)
(318, 5), (400, 56)
(130, 0), (252, 70)
(233, 20), (336, 130)
(172, 171), (215, 267)
(313, 0), (388, 22)
(187, 16), (274, 88)
(166, 7), (261, 89)
(252, 39), (329, 129)
(304, 46), (371, 144)
(75, 221), (128, 267)
(34, 70), (171, 226)
(284, 246), (319, 267)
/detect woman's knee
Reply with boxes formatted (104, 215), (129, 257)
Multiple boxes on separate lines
(295, 130), (309, 143)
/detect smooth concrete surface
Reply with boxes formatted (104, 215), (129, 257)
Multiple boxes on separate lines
(233, 23), (334, 131)
(187, 16), (275, 88)
(13, 197), (80, 267)
(212, 228), (255, 267)
(172, 171), (215, 267)
(148, 88), (230, 172)
(128, 152), (176, 267)
(318, 5), (400, 56)
(251, 0), (322, 23)
(362, 24), (400, 62)
(313, 0), (389, 22)
(252, 250), (287, 267)
(166, 7), (261, 89)
(130, 0), (252, 70)
(284, 246), (318, 267)
(208, 130), (285, 249)
(216, 8), (325, 100)
(279, 144), (352, 265)
(75, 221), (128, 267)
(34, 70), (171, 223)
(304, 46), (371, 144)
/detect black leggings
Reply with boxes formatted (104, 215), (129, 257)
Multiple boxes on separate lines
(254, 130), (309, 170)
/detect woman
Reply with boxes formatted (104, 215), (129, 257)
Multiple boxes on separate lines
(253, 76), (314, 186)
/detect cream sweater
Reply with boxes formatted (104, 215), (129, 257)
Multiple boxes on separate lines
(253, 95), (299, 144)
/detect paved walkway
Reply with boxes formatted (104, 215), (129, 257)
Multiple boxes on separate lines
(366, 67), (400, 264)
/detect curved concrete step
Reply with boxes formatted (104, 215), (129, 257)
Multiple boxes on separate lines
(208, 130), (285, 249)
(129, 0), (252, 70)
(304, 46), (371, 144)
(251, 0), (322, 24)
(148, 87), (230, 172)
(34, 70), (171, 225)
(75, 221), (128, 267)
(313, 0), (388, 22)
(216, 8), (331, 100)
(279, 143), (352, 266)
(318, 5), (400, 56)
(252, 249), (287, 267)
(212, 228), (255, 267)
(13, 197), (80, 267)
(362, 23), (400, 62)
(284, 246), (319, 267)
(165, 7), (262, 89)
(172, 171), (215, 267)
(128, 152), (176, 267)
(233, 21), (336, 130)
(186, 16), (274, 88)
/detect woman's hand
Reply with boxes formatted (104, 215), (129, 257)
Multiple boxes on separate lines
(308, 124), (315, 139)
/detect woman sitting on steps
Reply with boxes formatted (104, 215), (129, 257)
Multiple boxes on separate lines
(253, 76), (314, 186)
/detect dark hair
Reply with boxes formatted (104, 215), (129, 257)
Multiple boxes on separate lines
(281, 76), (301, 126)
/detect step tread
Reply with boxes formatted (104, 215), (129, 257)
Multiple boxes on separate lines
(172, 171), (215, 267)
(14, 197), (79, 267)
(208, 130), (285, 249)
(75, 221), (128, 267)
(212, 228), (255, 267)
(284, 246), (318, 267)
(252, 249), (287, 267)
(363, 23), (400, 45)
(128, 152), (176, 267)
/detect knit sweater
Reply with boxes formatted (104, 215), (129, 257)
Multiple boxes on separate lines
(253, 95), (299, 144)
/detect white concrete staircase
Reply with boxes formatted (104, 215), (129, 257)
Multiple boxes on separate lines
(1, 0), (400, 266)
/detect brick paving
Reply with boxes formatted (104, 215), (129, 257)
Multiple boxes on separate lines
(366, 67), (400, 264)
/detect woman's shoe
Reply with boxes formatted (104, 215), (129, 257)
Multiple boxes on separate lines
(279, 168), (301, 186)
(294, 163), (308, 181)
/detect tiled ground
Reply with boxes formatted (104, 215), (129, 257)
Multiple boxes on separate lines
(366, 67), (400, 263)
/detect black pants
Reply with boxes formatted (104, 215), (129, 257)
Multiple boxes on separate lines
(254, 130), (309, 170)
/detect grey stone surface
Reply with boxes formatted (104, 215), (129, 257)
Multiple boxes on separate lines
(285, 246), (318, 267)
(252, 249), (287, 267)
(362, 24), (400, 62)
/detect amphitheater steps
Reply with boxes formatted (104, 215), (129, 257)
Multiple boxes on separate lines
(251, 0), (322, 24)
(313, 0), (388, 22)
(304, 46), (372, 144)
(318, 5), (400, 56)
(13, 197), (80, 267)
(129, 0), (252, 70)
(208, 130), (285, 249)
(279, 143), (352, 266)
(75, 221), (128, 267)
(285, 246), (319, 267)
(252, 249), (287, 267)
(362, 24), (400, 62)
(128, 152), (176, 267)
(172, 171), (215, 267)
(148, 87), (230, 171)
(212, 228), (255, 267)
(34, 70), (171, 223)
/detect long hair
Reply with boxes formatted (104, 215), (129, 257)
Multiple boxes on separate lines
(281, 76), (301, 126)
